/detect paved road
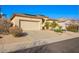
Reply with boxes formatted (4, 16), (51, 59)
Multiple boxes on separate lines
(13, 37), (79, 53)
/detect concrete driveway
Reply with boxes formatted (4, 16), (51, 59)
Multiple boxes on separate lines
(0, 30), (79, 52)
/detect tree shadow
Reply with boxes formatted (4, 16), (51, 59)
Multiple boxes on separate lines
(18, 32), (28, 37)
(21, 32), (28, 36)
(0, 36), (3, 38)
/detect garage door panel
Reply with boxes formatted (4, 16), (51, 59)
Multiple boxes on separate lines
(20, 21), (41, 30)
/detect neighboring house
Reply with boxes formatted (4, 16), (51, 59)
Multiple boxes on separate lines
(11, 14), (48, 31)
(44, 18), (67, 30)
(57, 22), (67, 30)
(57, 19), (79, 30)
(57, 19), (72, 30)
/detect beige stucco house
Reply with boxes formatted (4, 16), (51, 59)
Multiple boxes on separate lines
(11, 14), (48, 31)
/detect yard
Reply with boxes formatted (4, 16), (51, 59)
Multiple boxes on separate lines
(0, 30), (79, 52)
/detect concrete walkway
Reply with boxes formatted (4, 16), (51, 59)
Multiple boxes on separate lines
(0, 30), (79, 52)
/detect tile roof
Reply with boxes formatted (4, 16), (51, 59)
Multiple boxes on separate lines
(10, 13), (48, 20)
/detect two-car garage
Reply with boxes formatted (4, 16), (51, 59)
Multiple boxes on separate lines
(20, 20), (41, 30)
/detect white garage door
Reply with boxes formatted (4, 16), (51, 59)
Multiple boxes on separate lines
(20, 20), (41, 30)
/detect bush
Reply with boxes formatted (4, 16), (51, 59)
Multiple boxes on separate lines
(66, 25), (78, 32)
(54, 26), (63, 33)
(9, 26), (23, 37)
(0, 20), (23, 36)
(11, 32), (23, 37)
(51, 21), (58, 28)
(54, 29), (63, 33)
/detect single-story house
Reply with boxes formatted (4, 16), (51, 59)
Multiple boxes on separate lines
(11, 14), (48, 31)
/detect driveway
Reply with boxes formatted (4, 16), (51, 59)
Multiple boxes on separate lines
(0, 30), (79, 52)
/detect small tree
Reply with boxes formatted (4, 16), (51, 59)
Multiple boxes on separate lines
(45, 22), (50, 29)
(0, 20), (13, 34)
(51, 21), (58, 28)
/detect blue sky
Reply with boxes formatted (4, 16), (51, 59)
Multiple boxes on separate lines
(0, 5), (79, 20)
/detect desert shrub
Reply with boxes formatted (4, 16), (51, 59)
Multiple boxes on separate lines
(0, 20), (13, 34)
(11, 32), (23, 37)
(66, 25), (78, 32)
(4, 20), (13, 32)
(54, 26), (63, 33)
(9, 26), (23, 37)
(54, 29), (63, 33)
(0, 19), (23, 36)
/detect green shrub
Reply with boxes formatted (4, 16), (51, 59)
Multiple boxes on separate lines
(54, 26), (63, 33)
(54, 29), (63, 33)
(50, 21), (58, 28)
